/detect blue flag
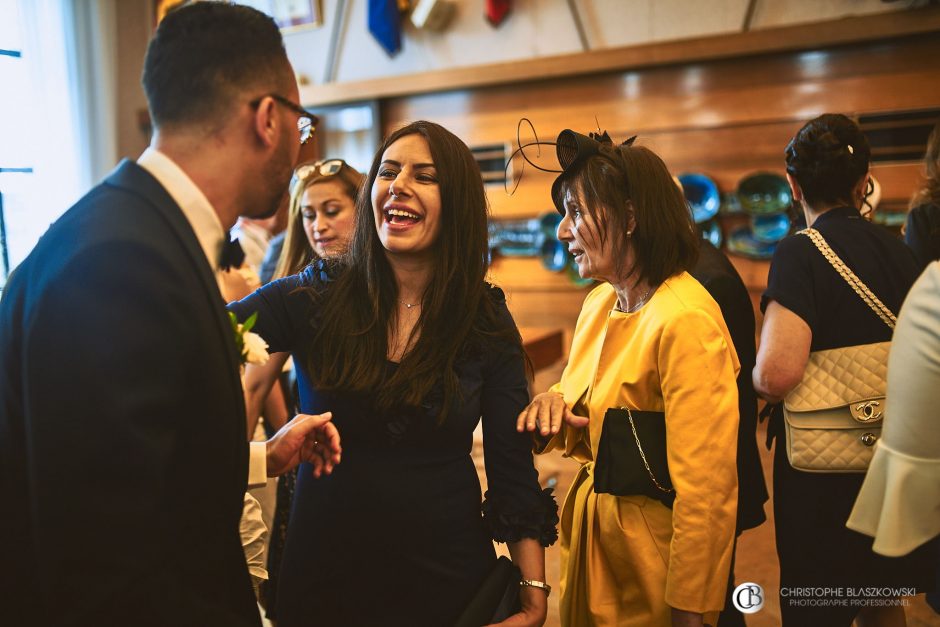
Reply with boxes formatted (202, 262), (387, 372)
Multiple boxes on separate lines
(368, 0), (401, 56)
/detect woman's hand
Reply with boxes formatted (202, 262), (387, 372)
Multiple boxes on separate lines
(488, 586), (548, 627)
(516, 391), (588, 436)
(265, 412), (341, 477)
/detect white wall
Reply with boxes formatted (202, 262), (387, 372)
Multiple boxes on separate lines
(283, 0), (905, 95)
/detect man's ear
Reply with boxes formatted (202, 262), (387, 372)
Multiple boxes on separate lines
(252, 96), (279, 148)
(785, 172), (803, 203)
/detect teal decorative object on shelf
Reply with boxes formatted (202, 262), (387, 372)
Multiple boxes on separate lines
(727, 225), (778, 260)
(678, 173), (720, 224)
(750, 213), (791, 243)
(737, 172), (792, 215)
(699, 218), (723, 248)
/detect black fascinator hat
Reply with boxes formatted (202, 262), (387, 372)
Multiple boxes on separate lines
(552, 130), (640, 215)
(505, 118), (638, 214)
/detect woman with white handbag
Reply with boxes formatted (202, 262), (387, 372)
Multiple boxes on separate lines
(753, 113), (935, 626)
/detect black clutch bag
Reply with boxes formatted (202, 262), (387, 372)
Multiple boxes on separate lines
(453, 556), (521, 627)
(594, 407), (676, 508)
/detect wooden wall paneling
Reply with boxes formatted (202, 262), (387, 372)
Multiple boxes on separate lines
(871, 162), (925, 210)
(302, 8), (940, 107)
(385, 36), (940, 216)
(379, 33), (940, 346)
(383, 36), (940, 146)
(482, 257), (590, 359)
(488, 258), (576, 291)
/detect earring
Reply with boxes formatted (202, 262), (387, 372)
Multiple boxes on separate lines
(626, 230), (633, 236)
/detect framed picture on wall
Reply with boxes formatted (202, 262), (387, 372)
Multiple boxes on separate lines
(238, 0), (324, 31)
(154, 1), (323, 33)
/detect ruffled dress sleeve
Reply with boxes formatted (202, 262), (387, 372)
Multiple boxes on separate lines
(847, 261), (940, 556)
(479, 288), (559, 547)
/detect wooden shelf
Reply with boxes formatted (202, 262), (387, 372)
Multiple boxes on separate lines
(300, 7), (940, 107)
(520, 327), (566, 374)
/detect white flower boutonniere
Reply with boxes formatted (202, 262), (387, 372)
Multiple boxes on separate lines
(229, 311), (269, 366)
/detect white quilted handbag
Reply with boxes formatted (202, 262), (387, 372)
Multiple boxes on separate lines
(782, 228), (896, 473)
(783, 341), (890, 472)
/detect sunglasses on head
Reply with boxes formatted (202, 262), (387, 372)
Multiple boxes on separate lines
(295, 159), (349, 182)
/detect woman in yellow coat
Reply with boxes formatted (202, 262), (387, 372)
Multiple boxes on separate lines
(518, 130), (740, 627)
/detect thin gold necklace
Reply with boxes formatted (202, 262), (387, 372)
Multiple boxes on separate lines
(398, 300), (421, 309)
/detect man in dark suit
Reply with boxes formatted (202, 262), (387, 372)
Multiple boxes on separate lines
(0, 4), (338, 626)
(691, 239), (769, 626)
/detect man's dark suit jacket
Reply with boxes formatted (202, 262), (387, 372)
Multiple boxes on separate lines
(0, 160), (259, 626)
(691, 241), (769, 533)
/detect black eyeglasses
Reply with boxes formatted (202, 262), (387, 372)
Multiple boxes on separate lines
(250, 94), (319, 145)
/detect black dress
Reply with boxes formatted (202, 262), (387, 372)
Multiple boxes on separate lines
(904, 202), (940, 269)
(228, 265), (557, 627)
(693, 241), (768, 534)
(692, 241), (769, 627)
(762, 206), (933, 626)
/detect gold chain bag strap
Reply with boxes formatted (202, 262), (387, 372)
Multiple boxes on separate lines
(782, 228), (894, 473)
(624, 409), (675, 495)
(594, 408), (675, 507)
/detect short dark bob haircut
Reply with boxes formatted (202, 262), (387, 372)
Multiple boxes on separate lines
(560, 143), (699, 286)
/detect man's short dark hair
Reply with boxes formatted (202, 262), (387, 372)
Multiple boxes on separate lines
(142, 2), (292, 130)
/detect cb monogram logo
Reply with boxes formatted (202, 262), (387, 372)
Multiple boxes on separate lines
(732, 582), (764, 614)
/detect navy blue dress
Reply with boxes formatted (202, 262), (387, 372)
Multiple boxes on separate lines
(229, 265), (557, 627)
(904, 202), (940, 269)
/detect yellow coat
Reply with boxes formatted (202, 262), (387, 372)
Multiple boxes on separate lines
(542, 273), (740, 626)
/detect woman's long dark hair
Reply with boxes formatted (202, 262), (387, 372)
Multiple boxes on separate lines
(306, 121), (521, 420)
(911, 119), (940, 209)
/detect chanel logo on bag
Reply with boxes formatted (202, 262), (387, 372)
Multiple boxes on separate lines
(851, 400), (883, 423)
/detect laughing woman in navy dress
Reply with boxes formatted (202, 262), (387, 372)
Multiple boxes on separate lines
(229, 120), (557, 627)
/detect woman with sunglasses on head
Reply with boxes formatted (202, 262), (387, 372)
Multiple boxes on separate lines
(243, 158), (364, 621)
(245, 159), (364, 438)
(517, 129), (740, 627)
(754, 113), (933, 626)
(273, 159), (363, 275)
(230, 121), (557, 627)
